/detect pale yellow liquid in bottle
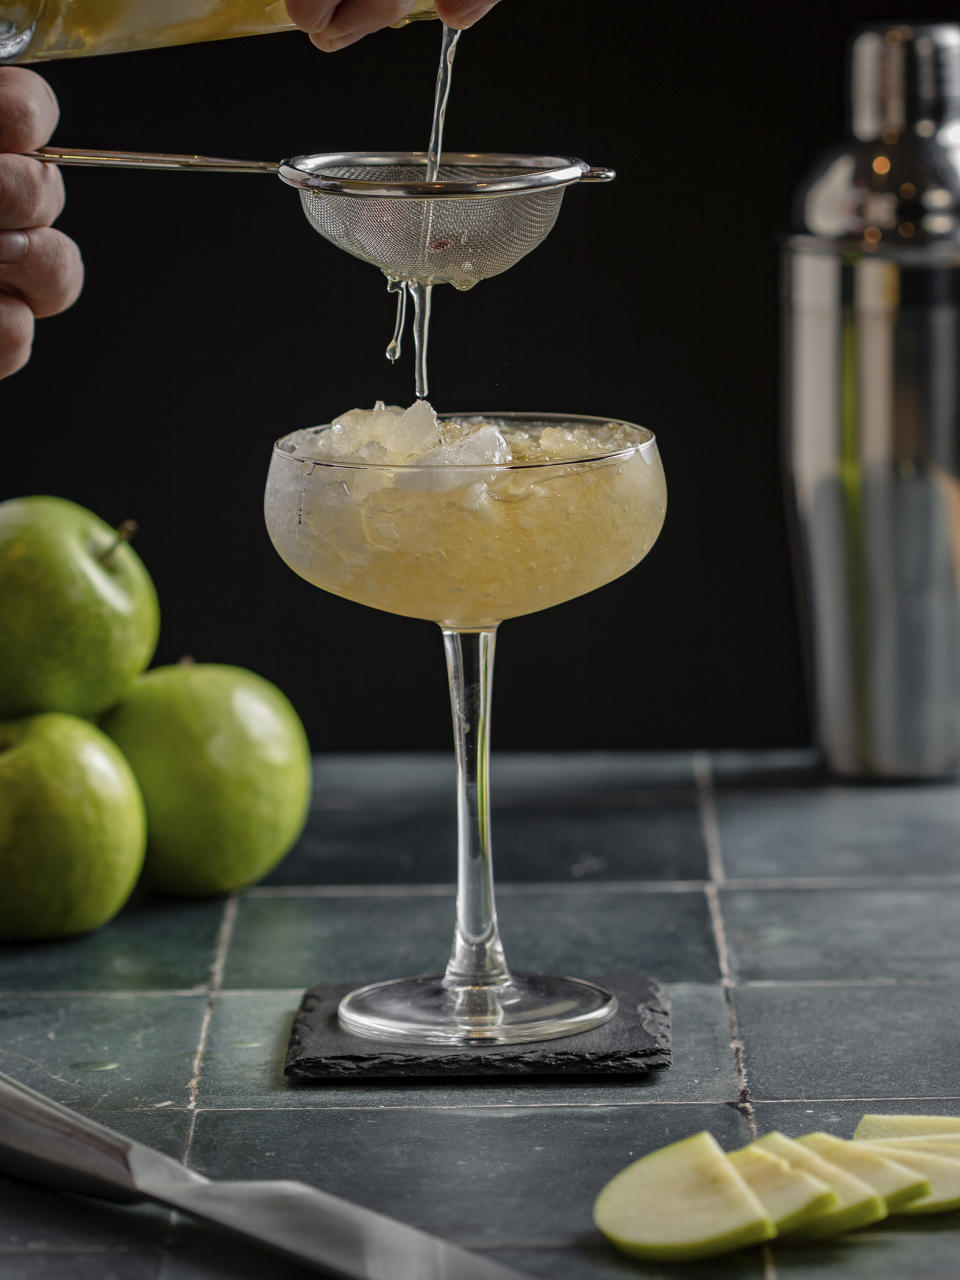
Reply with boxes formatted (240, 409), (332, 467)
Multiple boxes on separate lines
(265, 422), (667, 630)
(22, 0), (437, 60)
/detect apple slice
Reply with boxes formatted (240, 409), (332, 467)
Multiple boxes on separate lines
(593, 1131), (776, 1261)
(797, 1132), (929, 1212)
(856, 1135), (960, 1159)
(856, 1142), (960, 1214)
(728, 1143), (837, 1235)
(853, 1114), (960, 1141)
(753, 1132), (887, 1238)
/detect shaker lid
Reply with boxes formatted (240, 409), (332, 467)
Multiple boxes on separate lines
(852, 22), (960, 140)
(791, 22), (960, 248)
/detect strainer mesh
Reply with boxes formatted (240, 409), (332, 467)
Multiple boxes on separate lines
(297, 164), (565, 289)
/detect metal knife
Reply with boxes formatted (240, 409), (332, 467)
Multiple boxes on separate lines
(0, 1071), (526, 1280)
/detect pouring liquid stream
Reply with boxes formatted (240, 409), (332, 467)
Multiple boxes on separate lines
(386, 22), (461, 398)
(426, 21), (460, 183)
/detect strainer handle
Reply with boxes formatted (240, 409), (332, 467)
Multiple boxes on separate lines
(27, 146), (278, 173)
(579, 165), (616, 182)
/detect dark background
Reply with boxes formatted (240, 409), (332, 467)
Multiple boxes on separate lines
(4, 1), (952, 752)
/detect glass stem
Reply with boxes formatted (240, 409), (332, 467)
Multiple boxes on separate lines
(441, 627), (512, 991)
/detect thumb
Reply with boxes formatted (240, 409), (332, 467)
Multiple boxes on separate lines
(436, 0), (500, 30)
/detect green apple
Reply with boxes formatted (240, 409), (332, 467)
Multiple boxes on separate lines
(854, 1114), (960, 1140)
(728, 1142), (838, 1235)
(0, 496), (159, 719)
(857, 1142), (960, 1214)
(593, 1131), (776, 1262)
(797, 1132), (929, 1212)
(101, 664), (311, 896)
(0, 713), (146, 939)
(753, 1132), (887, 1238)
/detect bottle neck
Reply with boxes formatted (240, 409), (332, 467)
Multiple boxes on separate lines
(851, 22), (960, 141)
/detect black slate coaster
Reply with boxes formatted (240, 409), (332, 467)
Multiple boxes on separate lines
(285, 977), (671, 1079)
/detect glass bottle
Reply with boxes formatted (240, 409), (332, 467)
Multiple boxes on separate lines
(0, 0), (437, 62)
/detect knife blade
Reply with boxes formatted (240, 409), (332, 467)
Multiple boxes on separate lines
(0, 1071), (526, 1280)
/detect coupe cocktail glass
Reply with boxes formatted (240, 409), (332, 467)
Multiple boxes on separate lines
(264, 411), (666, 1044)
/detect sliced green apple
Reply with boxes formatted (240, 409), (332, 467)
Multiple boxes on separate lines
(594, 1131), (776, 1261)
(855, 1135), (960, 1159)
(728, 1143), (837, 1235)
(753, 1132), (887, 1238)
(857, 1142), (960, 1214)
(797, 1132), (929, 1212)
(853, 1114), (960, 1141)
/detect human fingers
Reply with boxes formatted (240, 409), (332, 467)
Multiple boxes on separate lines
(0, 153), (65, 231)
(435, 0), (500, 30)
(0, 291), (34, 379)
(0, 226), (84, 319)
(0, 67), (60, 154)
(285, 0), (339, 32)
(287, 0), (418, 51)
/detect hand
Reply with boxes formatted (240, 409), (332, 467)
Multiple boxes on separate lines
(0, 69), (83, 380)
(286, 0), (500, 53)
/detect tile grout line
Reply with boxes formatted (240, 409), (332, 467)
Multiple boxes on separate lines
(12, 975), (960, 1002)
(740, 977), (960, 987)
(233, 872), (960, 897)
(693, 749), (727, 885)
(704, 883), (755, 1123)
(183, 894), (239, 1160)
(156, 895), (239, 1280)
(246, 880), (713, 897)
(69, 1091), (960, 1115)
(697, 752), (776, 1280)
(719, 875), (960, 890)
(696, 755), (753, 1132)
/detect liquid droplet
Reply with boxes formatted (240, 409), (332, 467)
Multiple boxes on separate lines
(385, 277), (407, 363)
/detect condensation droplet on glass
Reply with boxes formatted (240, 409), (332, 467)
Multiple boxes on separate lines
(297, 462), (308, 527)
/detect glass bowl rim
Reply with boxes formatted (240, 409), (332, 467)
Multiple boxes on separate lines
(270, 411), (658, 472)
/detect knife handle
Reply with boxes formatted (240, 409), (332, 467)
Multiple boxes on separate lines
(0, 1071), (145, 1202)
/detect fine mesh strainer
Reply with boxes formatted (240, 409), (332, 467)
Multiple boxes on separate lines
(277, 151), (614, 289)
(33, 146), (614, 288)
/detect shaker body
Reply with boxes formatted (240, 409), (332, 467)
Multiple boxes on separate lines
(783, 240), (960, 776)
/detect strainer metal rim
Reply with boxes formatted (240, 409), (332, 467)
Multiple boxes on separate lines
(277, 151), (603, 199)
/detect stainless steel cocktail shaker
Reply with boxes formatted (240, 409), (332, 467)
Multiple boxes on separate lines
(783, 22), (960, 777)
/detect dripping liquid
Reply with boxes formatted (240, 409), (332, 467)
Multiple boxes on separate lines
(384, 22), (460, 398)
(386, 278), (407, 363)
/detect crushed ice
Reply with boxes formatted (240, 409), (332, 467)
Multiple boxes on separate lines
(292, 402), (637, 470)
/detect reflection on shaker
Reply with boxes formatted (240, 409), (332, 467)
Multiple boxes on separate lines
(783, 21), (960, 777)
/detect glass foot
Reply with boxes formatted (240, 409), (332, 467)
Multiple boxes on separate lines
(338, 973), (618, 1045)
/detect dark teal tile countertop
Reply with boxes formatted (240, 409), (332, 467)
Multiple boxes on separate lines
(2, 749), (960, 1279)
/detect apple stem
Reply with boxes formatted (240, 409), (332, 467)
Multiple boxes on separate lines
(178, 655), (196, 666)
(98, 520), (138, 565)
